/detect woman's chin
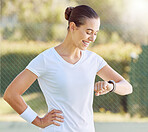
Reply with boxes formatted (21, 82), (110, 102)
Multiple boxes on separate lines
(79, 46), (87, 50)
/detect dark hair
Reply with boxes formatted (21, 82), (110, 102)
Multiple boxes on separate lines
(65, 5), (99, 29)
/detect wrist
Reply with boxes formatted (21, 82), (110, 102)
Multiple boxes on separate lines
(108, 80), (116, 92)
(32, 116), (44, 128)
(20, 105), (38, 123)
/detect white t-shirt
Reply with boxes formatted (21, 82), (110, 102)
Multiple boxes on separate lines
(26, 47), (107, 132)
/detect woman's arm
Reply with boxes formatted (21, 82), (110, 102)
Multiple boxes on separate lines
(3, 69), (37, 114)
(96, 64), (133, 95)
(3, 69), (64, 128)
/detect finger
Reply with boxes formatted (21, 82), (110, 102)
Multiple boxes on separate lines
(99, 91), (102, 95)
(100, 82), (103, 91)
(52, 113), (64, 119)
(97, 82), (100, 91)
(95, 92), (99, 96)
(100, 90), (109, 95)
(94, 83), (97, 92)
(102, 86), (106, 91)
(100, 87), (110, 95)
(104, 81), (108, 90)
(52, 117), (64, 122)
(50, 109), (63, 114)
(99, 81), (104, 91)
(51, 121), (61, 126)
(101, 81), (107, 91)
(94, 82), (99, 92)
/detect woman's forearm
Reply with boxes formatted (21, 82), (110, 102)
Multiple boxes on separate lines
(3, 69), (38, 114)
(3, 91), (27, 114)
(114, 80), (133, 95)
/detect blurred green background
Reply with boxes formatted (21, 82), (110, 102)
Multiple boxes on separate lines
(0, 0), (148, 131)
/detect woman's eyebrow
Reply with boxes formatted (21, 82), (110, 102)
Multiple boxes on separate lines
(86, 29), (99, 32)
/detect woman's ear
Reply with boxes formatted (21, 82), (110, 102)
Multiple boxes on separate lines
(69, 22), (77, 32)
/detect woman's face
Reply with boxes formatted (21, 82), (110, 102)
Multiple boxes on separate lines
(70, 18), (100, 50)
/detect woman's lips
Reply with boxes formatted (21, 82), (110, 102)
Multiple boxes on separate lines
(82, 40), (90, 47)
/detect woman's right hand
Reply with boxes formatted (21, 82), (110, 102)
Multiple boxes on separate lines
(32, 109), (64, 128)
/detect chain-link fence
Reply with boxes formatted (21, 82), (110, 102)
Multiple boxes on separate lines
(1, 0), (148, 120)
(128, 45), (148, 117)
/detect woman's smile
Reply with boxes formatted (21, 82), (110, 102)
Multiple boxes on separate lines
(82, 40), (90, 47)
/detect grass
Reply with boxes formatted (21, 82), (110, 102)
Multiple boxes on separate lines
(1, 93), (148, 122)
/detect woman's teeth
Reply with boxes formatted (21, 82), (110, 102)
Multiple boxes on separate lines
(83, 41), (89, 46)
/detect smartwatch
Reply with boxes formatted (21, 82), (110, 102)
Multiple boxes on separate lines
(108, 80), (116, 92)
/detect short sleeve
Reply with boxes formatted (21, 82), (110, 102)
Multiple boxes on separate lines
(26, 53), (46, 77)
(96, 55), (107, 72)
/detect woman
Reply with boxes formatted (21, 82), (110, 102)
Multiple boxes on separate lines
(3, 5), (132, 132)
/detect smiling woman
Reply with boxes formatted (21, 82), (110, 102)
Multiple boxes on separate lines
(64, 5), (100, 51)
(68, 18), (100, 50)
(3, 5), (133, 132)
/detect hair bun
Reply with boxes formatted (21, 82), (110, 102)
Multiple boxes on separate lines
(65, 7), (74, 20)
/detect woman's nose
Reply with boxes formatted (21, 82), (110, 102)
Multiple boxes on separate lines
(88, 35), (96, 42)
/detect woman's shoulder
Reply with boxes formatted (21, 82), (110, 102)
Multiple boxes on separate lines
(84, 50), (105, 62)
(84, 49), (100, 57)
(40, 47), (54, 56)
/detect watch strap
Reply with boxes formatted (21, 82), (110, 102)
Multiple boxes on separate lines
(108, 80), (116, 92)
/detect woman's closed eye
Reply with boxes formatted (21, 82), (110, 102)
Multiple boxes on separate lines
(86, 31), (98, 36)
(86, 31), (92, 35)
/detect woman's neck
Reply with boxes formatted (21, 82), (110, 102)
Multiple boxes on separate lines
(55, 33), (81, 59)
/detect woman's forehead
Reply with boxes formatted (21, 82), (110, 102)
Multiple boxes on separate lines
(82, 18), (100, 31)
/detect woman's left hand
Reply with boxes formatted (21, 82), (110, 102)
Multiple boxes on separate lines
(94, 81), (113, 96)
